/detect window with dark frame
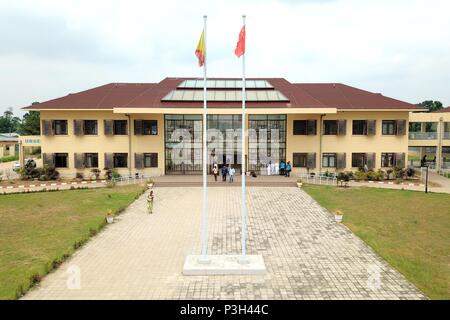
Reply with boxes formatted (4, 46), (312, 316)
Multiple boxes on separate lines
(113, 120), (128, 135)
(144, 153), (158, 167)
(54, 153), (68, 168)
(84, 153), (99, 168)
(323, 120), (338, 135)
(352, 120), (367, 135)
(381, 153), (395, 167)
(53, 120), (68, 135)
(293, 120), (307, 135)
(351, 153), (367, 168)
(382, 120), (396, 135)
(113, 153), (128, 168)
(322, 153), (337, 167)
(84, 120), (98, 135)
(293, 153), (307, 167)
(143, 120), (158, 135)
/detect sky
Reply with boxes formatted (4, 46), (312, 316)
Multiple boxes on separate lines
(1, 0), (449, 115)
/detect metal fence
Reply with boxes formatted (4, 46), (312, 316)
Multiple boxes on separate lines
(298, 173), (338, 186)
(111, 174), (155, 185)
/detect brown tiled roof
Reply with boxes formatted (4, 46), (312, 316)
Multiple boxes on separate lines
(24, 77), (420, 111)
(436, 106), (450, 113)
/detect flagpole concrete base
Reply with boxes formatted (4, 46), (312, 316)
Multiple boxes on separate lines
(183, 255), (266, 275)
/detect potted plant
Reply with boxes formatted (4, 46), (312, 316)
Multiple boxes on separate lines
(297, 178), (303, 188)
(106, 209), (114, 224)
(334, 210), (344, 223)
(147, 178), (154, 189)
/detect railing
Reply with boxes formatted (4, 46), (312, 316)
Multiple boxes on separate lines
(298, 173), (337, 186)
(111, 174), (155, 185)
(438, 169), (450, 178)
(408, 132), (438, 140)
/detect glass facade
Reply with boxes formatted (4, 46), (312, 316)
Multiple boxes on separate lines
(207, 115), (242, 173)
(248, 114), (286, 174)
(164, 115), (202, 175)
(164, 114), (286, 175)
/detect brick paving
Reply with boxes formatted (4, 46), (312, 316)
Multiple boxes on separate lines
(23, 187), (425, 300)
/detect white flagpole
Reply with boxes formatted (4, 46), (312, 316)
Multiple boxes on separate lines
(240, 14), (248, 262)
(199, 15), (210, 263)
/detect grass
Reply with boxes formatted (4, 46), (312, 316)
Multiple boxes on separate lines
(0, 155), (19, 163)
(303, 185), (450, 300)
(0, 184), (146, 300)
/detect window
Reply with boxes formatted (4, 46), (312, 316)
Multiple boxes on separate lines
(322, 153), (337, 168)
(409, 122), (421, 132)
(113, 120), (128, 135)
(293, 153), (307, 167)
(293, 120), (307, 135)
(84, 120), (98, 135)
(84, 153), (99, 168)
(113, 153), (128, 168)
(382, 120), (396, 135)
(53, 120), (68, 135)
(352, 120), (367, 135)
(323, 120), (338, 135)
(143, 120), (158, 135)
(381, 153), (395, 167)
(144, 153), (158, 167)
(54, 153), (68, 168)
(293, 120), (316, 135)
(352, 153), (367, 168)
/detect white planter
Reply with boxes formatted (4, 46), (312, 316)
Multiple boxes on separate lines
(334, 215), (343, 223)
(106, 216), (114, 224)
(147, 183), (153, 188)
(297, 182), (303, 188)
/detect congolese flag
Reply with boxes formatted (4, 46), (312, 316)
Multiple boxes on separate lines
(195, 30), (206, 67)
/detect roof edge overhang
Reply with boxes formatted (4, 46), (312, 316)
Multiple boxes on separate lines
(113, 107), (338, 115)
(338, 108), (425, 112)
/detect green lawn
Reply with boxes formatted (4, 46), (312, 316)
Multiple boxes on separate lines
(0, 185), (145, 300)
(303, 185), (450, 300)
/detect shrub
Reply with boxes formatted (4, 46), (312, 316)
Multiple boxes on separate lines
(0, 155), (19, 163)
(386, 168), (394, 180)
(91, 168), (101, 180)
(406, 167), (416, 178)
(394, 166), (406, 179)
(337, 172), (350, 182)
(354, 170), (367, 181)
(75, 172), (84, 180)
(111, 169), (120, 179)
(104, 168), (112, 180)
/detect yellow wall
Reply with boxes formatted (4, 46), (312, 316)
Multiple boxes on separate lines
(39, 109), (412, 178)
(40, 111), (164, 178)
(287, 111), (410, 174)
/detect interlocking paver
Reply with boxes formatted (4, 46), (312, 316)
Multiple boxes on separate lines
(23, 187), (426, 300)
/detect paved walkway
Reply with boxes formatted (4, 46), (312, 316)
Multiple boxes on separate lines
(24, 187), (425, 300)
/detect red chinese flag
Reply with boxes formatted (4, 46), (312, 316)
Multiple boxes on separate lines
(234, 26), (245, 57)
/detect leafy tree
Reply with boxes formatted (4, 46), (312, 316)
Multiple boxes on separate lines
(418, 100), (443, 113)
(0, 108), (21, 133)
(18, 110), (40, 135)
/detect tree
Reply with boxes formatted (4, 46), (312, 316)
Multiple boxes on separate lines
(18, 110), (40, 135)
(418, 100), (443, 113)
(0, 107), (21, 133)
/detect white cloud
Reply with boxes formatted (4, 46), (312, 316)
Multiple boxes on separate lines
(0, 0), (449, 114)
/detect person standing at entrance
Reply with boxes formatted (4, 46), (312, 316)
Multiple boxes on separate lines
(280, 160), (286, 176)
(286, 161), (292, 177)
(229, 166), (235, 183)
(222, 164), (228, 182)
(213, 163), (218, 182)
